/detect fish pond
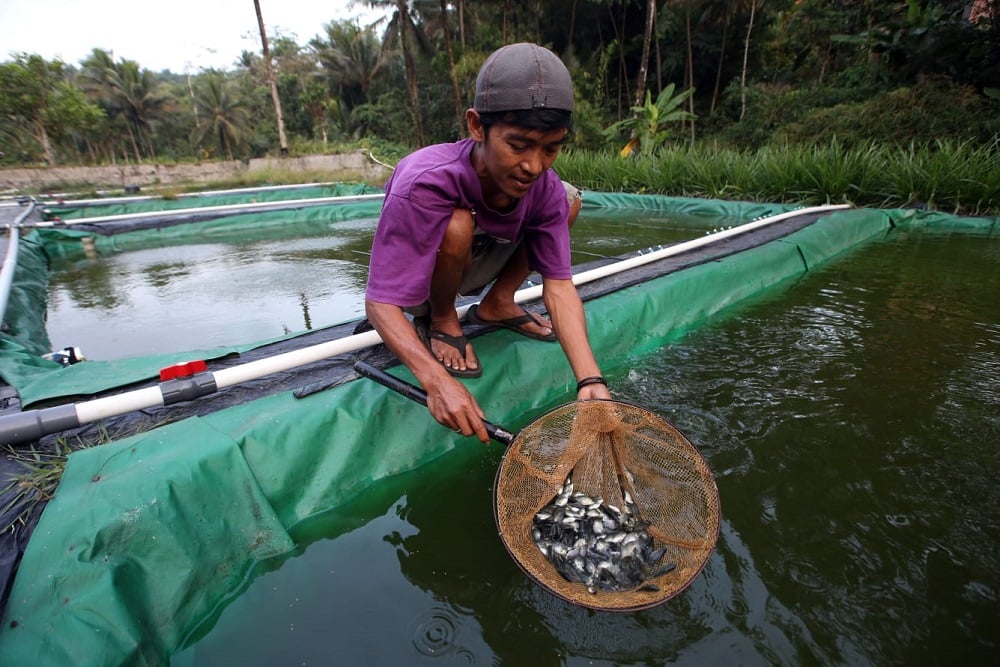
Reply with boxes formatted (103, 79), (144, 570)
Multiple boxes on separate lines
(172, 226), (999, 665)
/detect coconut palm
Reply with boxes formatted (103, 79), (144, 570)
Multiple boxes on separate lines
(439, 0), (464, 133)
(104, 60), (166, 160)
(190, 71), (251, 160)
(312, 19), (386, 116)
(253, 0), (289, 156)
(634, 0), (657, 109)
(80, 51), (166, 161)
(78, 49), (131, 162)
(365, 0), (429, 145)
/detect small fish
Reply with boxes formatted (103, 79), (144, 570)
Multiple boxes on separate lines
(530, 475), (672, 593)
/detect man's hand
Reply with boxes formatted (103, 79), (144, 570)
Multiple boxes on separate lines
(422, 373), (491, 443)
(577, 382), (612, 401)
(366, 299), (492, 444)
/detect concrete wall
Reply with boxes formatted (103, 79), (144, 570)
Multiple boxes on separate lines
(0, 152), (392, 192)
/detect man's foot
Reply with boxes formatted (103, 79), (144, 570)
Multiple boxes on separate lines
(414, 317), (482, 378)
(465, 303), (557, 342)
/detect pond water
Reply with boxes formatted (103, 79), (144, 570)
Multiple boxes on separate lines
(42, 211), (713, 361)
(173, 228), (1000, 665)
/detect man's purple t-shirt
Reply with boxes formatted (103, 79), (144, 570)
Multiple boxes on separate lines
(365, 138), (571, 308)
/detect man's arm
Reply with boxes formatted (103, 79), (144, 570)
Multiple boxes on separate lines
(365, 299), (491, 442)
(541, 278), (613, 401)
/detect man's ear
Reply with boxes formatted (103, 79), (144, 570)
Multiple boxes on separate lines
(466, 109), (484, 141)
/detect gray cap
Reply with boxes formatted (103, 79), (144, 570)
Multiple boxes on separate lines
(474, 43), (574, 113)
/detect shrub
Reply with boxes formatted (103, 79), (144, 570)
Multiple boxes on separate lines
(773, 78), (991, 148)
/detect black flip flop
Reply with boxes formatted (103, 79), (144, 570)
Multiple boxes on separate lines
(465, 304), (557, 342)
(414, 317), (483, 378)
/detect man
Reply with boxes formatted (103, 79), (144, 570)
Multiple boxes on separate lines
(365, 42), (611, 444)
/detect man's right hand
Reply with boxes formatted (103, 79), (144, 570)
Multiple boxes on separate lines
(422, 372), (491, 444)
(366, 299), (491, 444)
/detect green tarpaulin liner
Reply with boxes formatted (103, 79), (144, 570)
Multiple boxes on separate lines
(36, 196), (386, 260)
(41, 183), (381, 220)
(0, 198), (995, 666)
(0, 197), (386, 406)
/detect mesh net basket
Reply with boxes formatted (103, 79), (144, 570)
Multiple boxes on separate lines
(494, 399), (720, 611)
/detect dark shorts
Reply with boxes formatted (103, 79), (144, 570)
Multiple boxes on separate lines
(462, 181), (581, 295)
(405, 182), (581, 314)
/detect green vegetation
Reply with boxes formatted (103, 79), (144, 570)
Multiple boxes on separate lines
(1, 1), (998, 214)
(558, 138), (1000, 215)
(1, 438), (80, 536)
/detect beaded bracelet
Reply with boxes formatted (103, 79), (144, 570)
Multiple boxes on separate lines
(576, 376), (607, 392)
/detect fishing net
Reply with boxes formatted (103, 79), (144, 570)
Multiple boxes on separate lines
(494, 399), (719, 611)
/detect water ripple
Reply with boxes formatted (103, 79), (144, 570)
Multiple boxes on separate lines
(412, 606), (472, 661)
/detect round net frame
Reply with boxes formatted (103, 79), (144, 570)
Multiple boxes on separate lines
(494, 399), (720, 611)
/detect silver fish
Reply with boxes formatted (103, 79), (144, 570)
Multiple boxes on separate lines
(530, 475), (673, 593)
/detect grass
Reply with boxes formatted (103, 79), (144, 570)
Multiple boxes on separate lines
(0, 424), (128, 537)
(1, 438), (76, 536)
(557, 137), (1000, 216)
(11, 137), (996, 215)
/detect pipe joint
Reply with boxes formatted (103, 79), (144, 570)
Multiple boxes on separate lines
(0, 405), (79, 447)
(160, 373), (218, 405)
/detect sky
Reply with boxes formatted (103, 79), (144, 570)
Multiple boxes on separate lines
(0, 0), (388, 73)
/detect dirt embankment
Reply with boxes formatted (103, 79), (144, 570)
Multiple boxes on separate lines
(0, 153), (392, 192)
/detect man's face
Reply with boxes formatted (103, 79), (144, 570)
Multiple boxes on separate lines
(468, 113), (569, 201)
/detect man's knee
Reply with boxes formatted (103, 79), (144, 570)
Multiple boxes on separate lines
(440, 209), (475, 254)
(563, 181), (583, 228)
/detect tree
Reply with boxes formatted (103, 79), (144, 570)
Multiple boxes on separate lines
(0, 54), (103, 165)
(440, 0), (465, 134)
(254, 0), (289, 156)
(105, 60), (167, 160)
(190, 71), (251, 159)
(740, 0), (761, 120)
(301, 78), (336, 144)
(367, 0), (428, 145)
(313, 20), (386, 108)
(633, 0), (657, 109)
(79, 50), (167, 162)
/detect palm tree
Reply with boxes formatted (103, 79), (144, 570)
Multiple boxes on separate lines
(634, 0), (657, 108)
(79, 49), (130, 162)
(253, 0), (289, 156)
(366, 0), (427, 145)
(313, 20), (385, 108)
(439, 0), (464, 134)
(80, 50), (166, 161)
(740, 0), (761, 121)
(190, 71), (251, 160)
(104, 60), (166, 160)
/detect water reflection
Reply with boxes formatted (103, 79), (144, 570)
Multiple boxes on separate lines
(43, 213), (703, 361)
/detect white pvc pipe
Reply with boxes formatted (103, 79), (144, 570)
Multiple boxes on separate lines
(74, 386), (171, 423)
(73, 332), (388, 424)
(210, 330), (383, 389)
(36, 181), (365, 207)
(512, 203), (851, 303)
(0, 202), (37, 324)
(31, 193), (384, 227)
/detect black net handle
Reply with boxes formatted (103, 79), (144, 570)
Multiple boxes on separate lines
(353, 361), (515, 445)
